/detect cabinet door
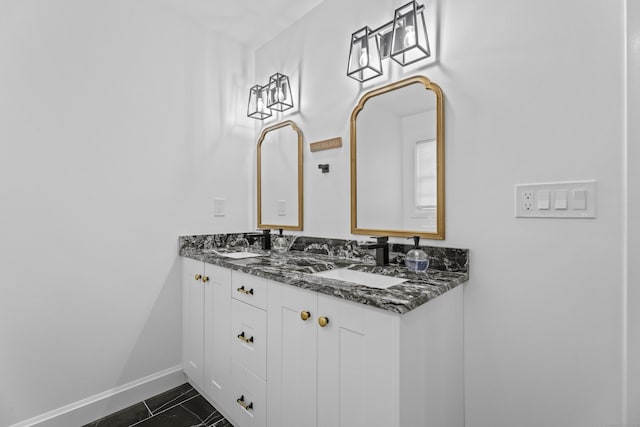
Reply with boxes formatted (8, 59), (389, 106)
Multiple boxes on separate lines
(182, 257), (205, 390)
(204, 265), (232, 409)
(267, 281), (318, 427)
(317, 294), (397, 427)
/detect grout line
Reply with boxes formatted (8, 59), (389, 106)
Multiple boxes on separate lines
(128, 395), (201, 427)
(200, 409), (223, 426)
(110, 385), (231, 427)
(154, 394), (200, 416)
(200, 413), (216, 425)
(182, 401), (225, 427)
(147, 387), (196, 415)
(142, 400), (152, 418)
(180, 403), (206, 425)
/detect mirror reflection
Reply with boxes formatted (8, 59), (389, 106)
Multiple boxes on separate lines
(351, 75), (444, 239)
(257, 120), (303, 230)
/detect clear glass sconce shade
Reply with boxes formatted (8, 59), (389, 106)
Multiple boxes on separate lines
(347, 26), (383, 82)
(266, 73), (294, 112)
(390, 1), (430, 66)
(247, 84), (272, 120)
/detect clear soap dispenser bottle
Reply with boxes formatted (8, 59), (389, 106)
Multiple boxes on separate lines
(272, 229), (288, 255)
(405, 236), (429, 272)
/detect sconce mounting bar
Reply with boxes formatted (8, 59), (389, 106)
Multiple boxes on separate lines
(370, 3), (424, 35)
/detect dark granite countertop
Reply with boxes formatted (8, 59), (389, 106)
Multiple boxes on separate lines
(179, 234), (469, 314)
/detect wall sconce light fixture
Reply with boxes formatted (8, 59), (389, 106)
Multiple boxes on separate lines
(248, 73), (294, 120)
(347, 1), (430, 82)
(247, 84), (272, 120)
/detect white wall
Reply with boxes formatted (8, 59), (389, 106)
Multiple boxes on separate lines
(0, 1), (253, 425)
(1, 0), (631, 425)
(626, 0), (640, 423)
(255, 0), (626, 425)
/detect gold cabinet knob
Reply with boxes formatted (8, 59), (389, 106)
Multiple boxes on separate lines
(318, 316), (329, 327)
(300, 311), (311, 321)
(194, 274), (202, 281)
(202, 276), (209, 283)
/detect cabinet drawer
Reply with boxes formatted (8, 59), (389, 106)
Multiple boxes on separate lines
(232, 299), (267, 380)
(230, 362), (266, 427)
(232, 271), (267, 310)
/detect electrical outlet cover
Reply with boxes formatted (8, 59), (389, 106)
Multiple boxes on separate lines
(515, 181), (596, 218)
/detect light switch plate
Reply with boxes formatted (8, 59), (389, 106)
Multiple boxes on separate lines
(277, 200), (286, 216)
(214, 198), (226, 217)
(554, 190), (568, 210)
(515, 180), (596, 218)
(537, 190), (550, 210)
(573, 189), (587, 209)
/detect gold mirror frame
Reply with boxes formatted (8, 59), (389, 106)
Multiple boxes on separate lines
(257, 120), (304, 230)
(350, 75), (445, 239)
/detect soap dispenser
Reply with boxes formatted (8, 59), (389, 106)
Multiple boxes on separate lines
(272, 229), (288, 255)
(405, 236), (429, 272)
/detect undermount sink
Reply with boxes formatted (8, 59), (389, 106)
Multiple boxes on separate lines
(203, 249), (263, 259)
(311, 268), (407, 290)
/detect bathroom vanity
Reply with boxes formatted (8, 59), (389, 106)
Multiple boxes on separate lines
(179, 234), (468, 427)
(182, 61), (460, 427)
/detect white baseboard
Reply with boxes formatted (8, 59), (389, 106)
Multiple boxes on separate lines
(9, 365), (186, 427)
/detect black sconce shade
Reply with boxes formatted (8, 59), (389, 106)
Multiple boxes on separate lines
(247, 84), (272, 120)
(347, 26), (383, 82)
(390, 1), (430, 66)
(266, 73), (294, 112)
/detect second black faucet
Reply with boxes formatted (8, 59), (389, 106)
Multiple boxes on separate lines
(246, 229), (271, 250)
(363, 236), (389, 266)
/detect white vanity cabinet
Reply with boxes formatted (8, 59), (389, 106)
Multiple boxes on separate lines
(266, 281), (318, 427)
(183, 257), (464, 427)
(182, 257), (206, 391)
(229, 271), (268, 427)
(204, 265), (232, 410)
(181, 258), (233, 417)
(267, 280), (400, 427)
(267, 279), (464, 427)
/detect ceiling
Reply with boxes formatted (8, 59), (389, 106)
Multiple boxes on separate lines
(156, 0), (326, 48)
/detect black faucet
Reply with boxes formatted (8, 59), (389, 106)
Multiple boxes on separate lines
(246, 229), (271, 250)
(363, 236), (389, 266)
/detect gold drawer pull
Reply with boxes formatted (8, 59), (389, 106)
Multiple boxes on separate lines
(237, 331), (254, 344)
(237, 285), (254, 295)
(318, 316), (329, 328)
(202, 276), (209, 283)
(300, 311), (311, 321)
(237, 395), (253, 411)
(194, 274), (202, 281)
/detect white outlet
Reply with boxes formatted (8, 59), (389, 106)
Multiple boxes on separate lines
(523, 191), (534, 211)
(515, 181), (597, 218)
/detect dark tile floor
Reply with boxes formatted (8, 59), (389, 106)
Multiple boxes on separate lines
(83, 383), (233, 427)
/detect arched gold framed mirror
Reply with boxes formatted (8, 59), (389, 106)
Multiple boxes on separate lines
(350, 75), (444, 239)
(257, 120), (303, 230)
